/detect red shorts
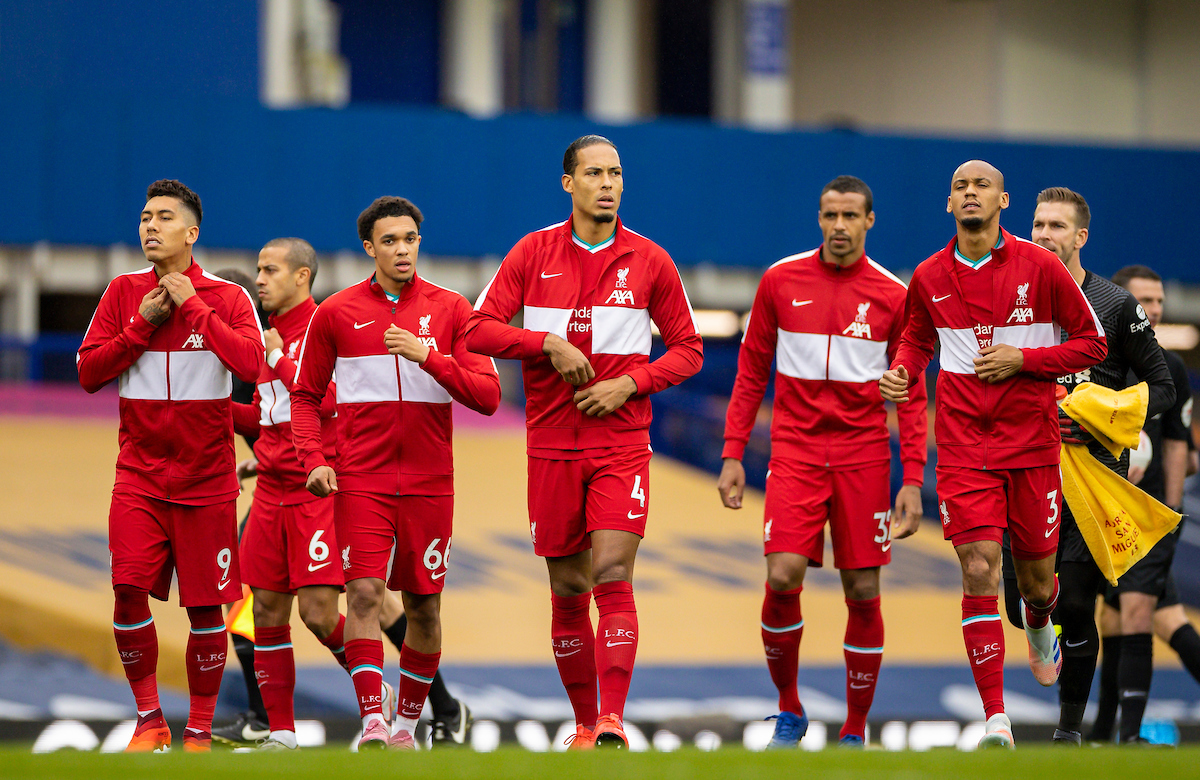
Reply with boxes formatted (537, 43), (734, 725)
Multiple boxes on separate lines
(527, 446), (652, 558)
(240, 497), (343, 594)
(334, 492), (453, 595)
(936, 464), (1061, 560)
(763, 459), (892, 569)
(108, 490), (239, 607)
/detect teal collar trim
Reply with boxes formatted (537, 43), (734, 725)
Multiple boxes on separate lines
(572, 230), (616, 253)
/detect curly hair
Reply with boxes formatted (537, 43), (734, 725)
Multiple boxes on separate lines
(357, 197), (424, 243)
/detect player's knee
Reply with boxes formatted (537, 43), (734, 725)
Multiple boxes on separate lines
(592, 562), (632, 587)
(960, 557), (997, 594)
(298, 602), (337, 637)
(113, 584), (149, 606)
(402, 597), (440, 634)
(345, 585), (384, 618)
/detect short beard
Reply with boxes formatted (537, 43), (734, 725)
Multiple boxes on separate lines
(960, 216), (984, 229)
(593, 212), (615, 224)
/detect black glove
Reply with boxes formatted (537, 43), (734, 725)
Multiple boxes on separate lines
(1058, 411), (1096, 446)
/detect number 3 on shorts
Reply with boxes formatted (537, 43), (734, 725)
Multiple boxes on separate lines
(631, 475), (646, 508)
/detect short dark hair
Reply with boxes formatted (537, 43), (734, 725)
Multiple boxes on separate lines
(1036, 187), (1090, 230)
(357, 197), (423, 243)
(263, 237), (319, 288)
(563, 135), (618, 176)
(213, 267), (256, 307)
(1112, 265), (1161, 289)
(146, 179), (202, 225)
(820, 175), (873, 215)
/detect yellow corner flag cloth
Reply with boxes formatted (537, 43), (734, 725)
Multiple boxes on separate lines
(1059, 381), (1181, 585)
(225, 584), (255, 642)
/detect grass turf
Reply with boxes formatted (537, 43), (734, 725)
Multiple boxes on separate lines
(4, 745), (1200, 780)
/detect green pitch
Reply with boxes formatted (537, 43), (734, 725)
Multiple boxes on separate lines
(4, 745), (1200, 780)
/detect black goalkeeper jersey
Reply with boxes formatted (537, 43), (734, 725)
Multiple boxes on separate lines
(1057, 270), (1175, 475)
(1128, 347), (1194, 504)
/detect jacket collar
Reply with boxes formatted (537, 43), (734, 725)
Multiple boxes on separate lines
(558, 215), (632, 256)
(936, 227), (1015, 272)
(366, 272), (422, 302)
(813, 246), (868, 278)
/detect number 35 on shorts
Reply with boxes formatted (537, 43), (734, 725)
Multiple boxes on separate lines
(424, 537), (452, 581)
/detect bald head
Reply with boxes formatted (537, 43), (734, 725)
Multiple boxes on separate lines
(947, 159), (1009, 231)
(952, 160), (1004, 191)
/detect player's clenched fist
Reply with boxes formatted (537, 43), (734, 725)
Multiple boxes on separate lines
(716, 458), (746, 509)
(306, 465), (338, 497)
(263, 327), (283, 355)
(543, 333), (595, 386)
(574, 375), (636, 417)
(879, 365), (910, 402)
(139, 286), (172, 326)
(158, 272), (198, 306)
(384, 325), (430, 364)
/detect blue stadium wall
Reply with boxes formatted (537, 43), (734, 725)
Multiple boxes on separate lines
(2, 2), (1200, 279)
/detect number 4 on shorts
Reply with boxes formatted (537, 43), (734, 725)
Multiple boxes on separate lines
(631, 475), (646, 508)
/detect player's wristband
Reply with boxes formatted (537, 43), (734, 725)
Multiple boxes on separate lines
(266, 348), (284, 369)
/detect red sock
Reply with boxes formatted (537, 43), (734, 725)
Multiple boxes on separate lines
(254, 625), (295, 733)
(113, 586), (160, 714)
(593, 581), (637, 720)
(345, 638), (385, 718)
(842, 596), (884, 739)
(319, 613), (349, 672)
(761, 583), (804, 715)
(185, 606), (227, 735)
(1023, 576), (1059, 629)
(551, 591), (598, 728)
(398, 645), (441, 722)
(962, 595), (1005, 719)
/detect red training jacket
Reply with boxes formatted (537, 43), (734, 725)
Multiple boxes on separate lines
(723, 248), (928, 484)
(231, 296), (337, 505)
(291, 274), (501, 496)
(77, 259), (265, 504)
(893, 228), (1107, 470)
(466, 217), (703, 454)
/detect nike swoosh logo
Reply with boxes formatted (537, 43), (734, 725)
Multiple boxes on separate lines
(540, 271), (563, 279)
(430, 570), (447, 580)
(308, 561), (332, 572)
(218, 578), (231, 590)
(555, 649), (582, 657)
(199, 664), (223, 672)
(1064, 639), (1086, 648)
(849, 683), (870, 689)
(974, 653), (998, 665)
(129, 316), (136, 323)
(606, 641), (634, 647)
(1045, 524), (1059, 538)
(627, 511), (645, 520)
(932, 294), (952, 303)
(353, 320), (375, 329)
(792, 300), (813, 307)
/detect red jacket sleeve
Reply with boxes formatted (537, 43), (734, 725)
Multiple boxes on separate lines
(420, 297), (502, 415)
(887, 296), (929, 486)
(1020, 258), (1108, 378)
(892, 268), (940, 382)
(178, 289), (264, 384)
(465, 242), (547, 359)
(625, 253), (704, 395)
(292, 305), (337, 475)
(232, 389), (261, 438)
(76, 280), (157, 393)
(721, 272), (778, 461)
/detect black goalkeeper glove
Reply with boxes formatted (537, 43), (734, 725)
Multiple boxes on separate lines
(1058, 411), (1096, 446)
